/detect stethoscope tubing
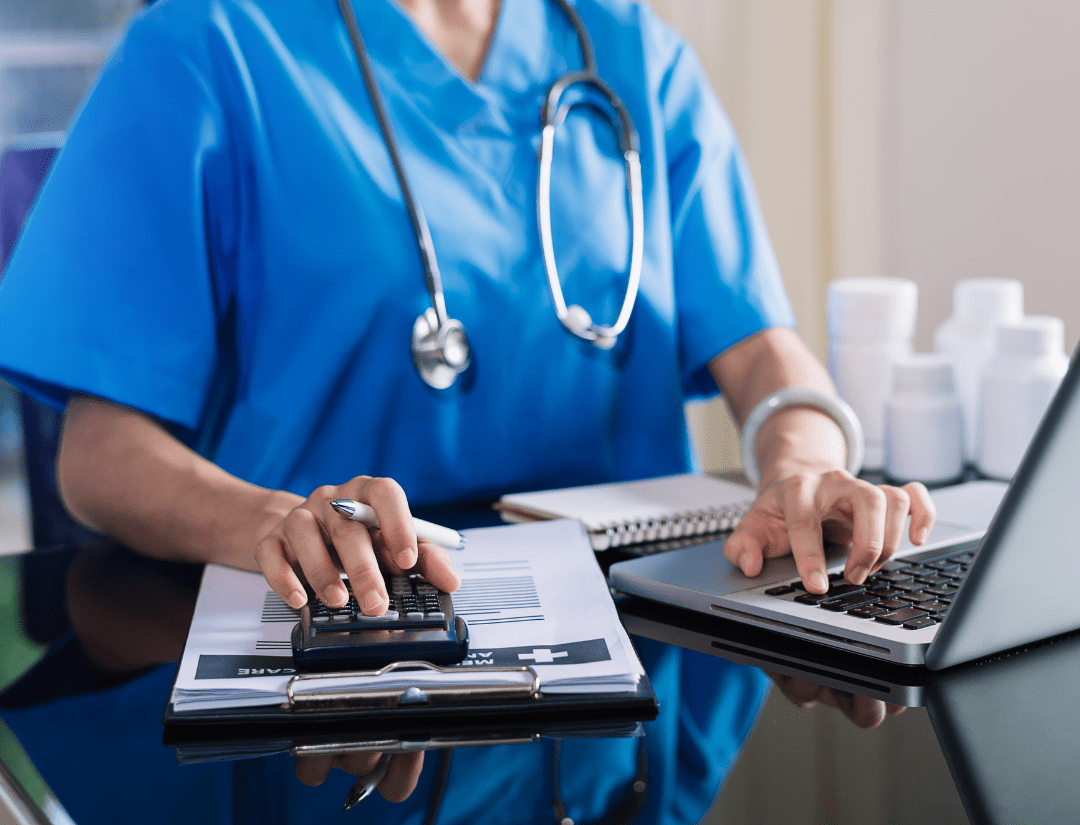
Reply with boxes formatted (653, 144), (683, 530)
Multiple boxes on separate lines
(537, 66), (644, 342)
(337, 0), (644, 384)
(335, 0), (450, 328)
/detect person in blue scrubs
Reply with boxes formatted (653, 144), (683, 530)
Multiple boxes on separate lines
(0, 0), (934, 815)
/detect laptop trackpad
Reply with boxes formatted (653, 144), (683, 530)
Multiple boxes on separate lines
(610, 538), (852, 599)
(610, 518), (988, 600)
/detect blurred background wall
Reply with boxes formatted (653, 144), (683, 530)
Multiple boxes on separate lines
(657, 0), (1080, 476)
(648, 2), (1080, 823)
(0, 0), (143, 553)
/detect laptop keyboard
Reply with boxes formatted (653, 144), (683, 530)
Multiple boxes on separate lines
(763, 548), (976, 630)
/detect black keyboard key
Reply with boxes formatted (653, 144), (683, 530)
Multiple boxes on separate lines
(920, 600), (951, 613)
(765, 585), (797, 596)
(828, 572), (846, 583)
(788, 580), (807, 591)
(925, 584), (960, 597)
(848, 604), (889, 618)
(876, 597), (911, 610)
(879, 560), (910, 572)
(925, 559), (961, 572)
(819, 592), (880, 611)
(903, 617), (938, 630)
(876, 570), (914, 583)
(794, 591), (834, 605)
(900, 591), (936, 604)
(825, 583), (867, 597)
(868, 586), (904, 598)
(916, 573), (953, 585)
(892, 581), (928, 593)
(875, 607), (931, 625)
(900, 564), (933, 574)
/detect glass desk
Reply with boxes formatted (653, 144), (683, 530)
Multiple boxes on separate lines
(1, 534), (1077, 825)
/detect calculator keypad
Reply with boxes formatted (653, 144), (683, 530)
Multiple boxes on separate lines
(308, 575), (450, 631)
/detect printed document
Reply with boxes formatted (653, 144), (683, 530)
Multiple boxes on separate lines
(168, 519), (645, 713)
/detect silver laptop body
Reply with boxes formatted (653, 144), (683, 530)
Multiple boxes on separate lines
(610, 348), (1080, 669)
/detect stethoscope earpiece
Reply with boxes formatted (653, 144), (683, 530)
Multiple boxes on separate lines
(563, 304), (593, 336)
(561, 304), (618, 350)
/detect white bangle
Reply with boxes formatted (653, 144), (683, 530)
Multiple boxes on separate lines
(739, 387), (865, 488)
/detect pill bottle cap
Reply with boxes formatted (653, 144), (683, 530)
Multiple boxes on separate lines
(951, 279), (1024, 329)
(891, 354), (956, 395)
(995, 316), (1065, 360)
(827, 278), (918, 342)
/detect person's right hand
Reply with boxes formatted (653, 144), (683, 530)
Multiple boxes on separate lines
(294, 750), (424, 803)
(255, 476), (461, 613)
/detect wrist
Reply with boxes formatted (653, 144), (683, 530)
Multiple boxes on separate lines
(756, 411), (846, 488)
(225, 487), (304, 571)
(747, 396), (860, 490)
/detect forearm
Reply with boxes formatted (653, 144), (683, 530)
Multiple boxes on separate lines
(709, 328), (847, 490)
(57, 395), (301, 571)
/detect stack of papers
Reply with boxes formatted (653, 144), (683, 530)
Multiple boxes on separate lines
(168, 519), (645, 714)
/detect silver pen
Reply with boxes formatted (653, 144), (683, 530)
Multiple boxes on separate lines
(330, 499), (465, 550)
(343, 753), (392, 812)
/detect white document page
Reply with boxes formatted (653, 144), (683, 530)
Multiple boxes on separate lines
(169, 519), (643, 713)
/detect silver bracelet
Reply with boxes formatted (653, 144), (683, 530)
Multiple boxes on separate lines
(739, 387), (865, 488)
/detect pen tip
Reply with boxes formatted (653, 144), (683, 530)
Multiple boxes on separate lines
(330, 500), (354, 517)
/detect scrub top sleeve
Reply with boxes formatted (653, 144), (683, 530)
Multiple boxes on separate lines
(659, 42), (796, 400)
(0, 14), (235, 431)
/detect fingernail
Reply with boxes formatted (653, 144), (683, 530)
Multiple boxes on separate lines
(735, 552), (749, 574)
(327, 583), (348, 607)
(398, 548), (417, 569)
(849, 564), (869, 583)
(362, 590), (385, 614)
(809, 572), (828, 593)
(918, 526), (931, 544)
(287, 590), (307, 609)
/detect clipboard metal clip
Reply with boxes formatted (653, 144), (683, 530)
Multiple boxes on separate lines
(291, 732), (541, 757)
(284, 661), (540, 712)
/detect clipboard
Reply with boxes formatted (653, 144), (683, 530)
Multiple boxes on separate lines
(164, 703), (648, 765)
(162, 660), (658, 731)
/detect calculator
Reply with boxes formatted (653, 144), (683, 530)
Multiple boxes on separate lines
(291, 573), (469, 672)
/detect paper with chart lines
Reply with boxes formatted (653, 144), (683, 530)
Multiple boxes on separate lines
(168, 519), (643, 712)
(445, 519), (644, 693)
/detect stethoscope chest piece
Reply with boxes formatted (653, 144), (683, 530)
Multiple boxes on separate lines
(412, 307), (472, 390)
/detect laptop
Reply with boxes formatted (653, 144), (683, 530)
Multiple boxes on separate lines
(609, 346), (1080, 670)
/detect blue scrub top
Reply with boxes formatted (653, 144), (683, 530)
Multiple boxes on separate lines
(0, 0), (793, 505)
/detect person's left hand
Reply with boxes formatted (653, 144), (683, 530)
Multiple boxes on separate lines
(724, 470), (936, 594)
(767, 671), (906, 728)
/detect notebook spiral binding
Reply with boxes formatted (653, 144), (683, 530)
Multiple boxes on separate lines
(591, 502), (752, 550)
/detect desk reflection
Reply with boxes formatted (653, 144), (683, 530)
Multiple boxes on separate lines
(621, 595), (1080, 825)
(0, 544), (770, 825)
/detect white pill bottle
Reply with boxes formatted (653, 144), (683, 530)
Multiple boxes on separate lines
(976, 316), (1069, 480)
(826, 278), (918, 470)
(933, 279), (1024, 463)
(884, 355), (965, 485)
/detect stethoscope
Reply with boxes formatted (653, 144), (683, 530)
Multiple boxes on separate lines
(336, 0), (645, 389)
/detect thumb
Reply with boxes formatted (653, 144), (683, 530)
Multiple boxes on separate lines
(724, 523), (765, 576)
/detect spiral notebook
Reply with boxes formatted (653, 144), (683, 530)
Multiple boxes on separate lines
(495, 474), (755, 551)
